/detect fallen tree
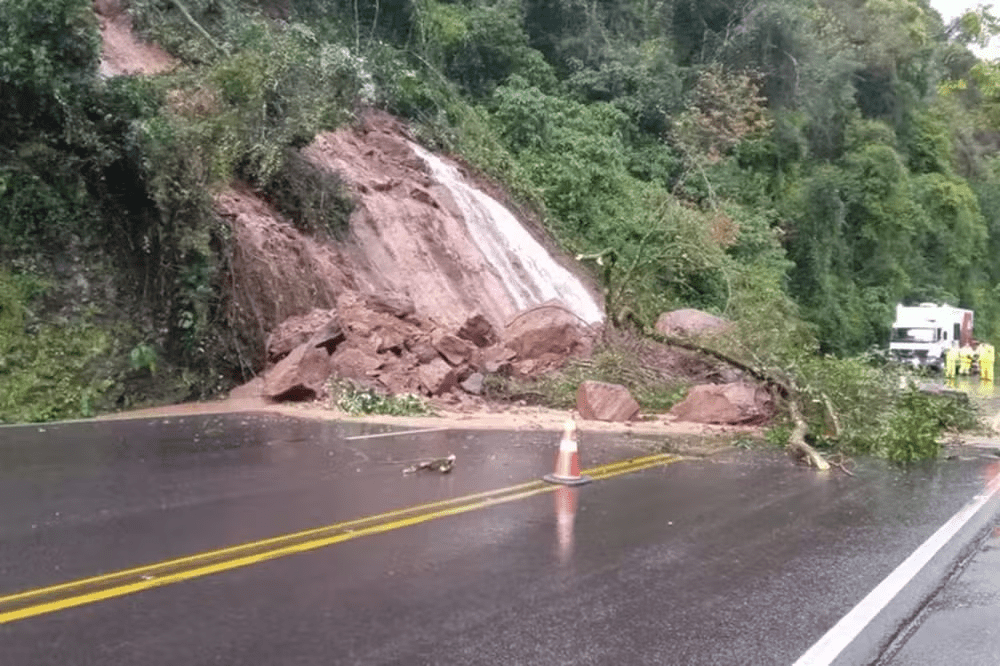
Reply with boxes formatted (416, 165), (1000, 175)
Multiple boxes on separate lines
(646, 329), (832, 471)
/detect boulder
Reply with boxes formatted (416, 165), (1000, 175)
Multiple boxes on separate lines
(364, 293), (416, 319)
(460, 372), (486, 395)
(329, 346), (384, 379)
(264, 342), (334, 401)
(576, 381), (641, 422)
(668, 383), (774, 425)
(457, 314), (498, 348)
(655, 309), (730, 338)
(372, 356), (424, 395)
(480, 345), (517, 374)
(407, 337), (441, 364)
(308, 316), (346, 354)
(417, 358), (460, 396)
(504, 303), (596, 375)
(432, 329), (475, 366)
(266, 308), (338, 363)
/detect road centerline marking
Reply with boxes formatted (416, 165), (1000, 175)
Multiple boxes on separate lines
(0, 452), (683, 625)
(343, 427), (450, 441)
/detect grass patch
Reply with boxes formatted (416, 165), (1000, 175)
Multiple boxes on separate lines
(485, 341), (688, 412)
(329, 380), (433, 416)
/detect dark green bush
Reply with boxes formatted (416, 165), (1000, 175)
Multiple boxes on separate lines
(261, 150), (354, 238)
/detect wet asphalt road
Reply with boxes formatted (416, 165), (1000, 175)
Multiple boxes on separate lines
(2, 413), (1000, 665)
(879, 522), (1000, 665)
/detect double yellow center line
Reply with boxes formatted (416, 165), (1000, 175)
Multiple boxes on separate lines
(0, 452), (681, 624)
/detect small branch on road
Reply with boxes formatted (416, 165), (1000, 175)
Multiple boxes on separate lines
(825, 453), (855, 476)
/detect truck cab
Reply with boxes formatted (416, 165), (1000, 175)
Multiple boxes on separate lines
(889, 303), (973, 371)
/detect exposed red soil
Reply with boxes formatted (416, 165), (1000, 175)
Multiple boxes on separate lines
(95, 0), (177, 77)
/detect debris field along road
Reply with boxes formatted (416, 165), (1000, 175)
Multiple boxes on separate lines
(1, 412), (999, 665)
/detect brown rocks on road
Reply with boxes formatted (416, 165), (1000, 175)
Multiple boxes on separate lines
(668, 383), (774, 425)
(576, 381), (641, 422)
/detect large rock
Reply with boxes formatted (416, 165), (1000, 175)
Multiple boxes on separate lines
(329, 346), (384, 380)
(457, 314), (498, 348)
(655, 309), (730, 338)
(432, 329), (475, 366)
(576, 381), (641, 422)
(504, 303), (596, 375)
(406, 336), (441, 364)
(365, 293), (416, 319)
(480, 345), (517, 374)
(264, 342), (334, 401)
(668, 383), (774, 425)
(266, 309), (343, 363)
(374, 356), (425, 395)
(460, 372), (486, 395)
(417, 358), (460, 396)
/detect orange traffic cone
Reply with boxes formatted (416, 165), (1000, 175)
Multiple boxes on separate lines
(544, 419), (591, 486)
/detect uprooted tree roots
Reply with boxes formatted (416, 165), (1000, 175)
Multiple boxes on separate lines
(647, 330), (832, 471)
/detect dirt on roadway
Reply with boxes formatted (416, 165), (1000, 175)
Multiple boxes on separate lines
(98, 394), (761, 458)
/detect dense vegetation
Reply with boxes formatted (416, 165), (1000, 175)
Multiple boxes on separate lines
(1, 0), (995, 459)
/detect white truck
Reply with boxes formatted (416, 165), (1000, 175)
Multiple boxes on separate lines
(889, 303), (974, 370)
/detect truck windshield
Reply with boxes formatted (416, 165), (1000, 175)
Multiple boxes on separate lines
(891, 327), (937, 342)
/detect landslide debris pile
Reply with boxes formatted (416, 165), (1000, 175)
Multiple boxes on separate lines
(222, 112), (601, 402)
(242, 294), (595, 403)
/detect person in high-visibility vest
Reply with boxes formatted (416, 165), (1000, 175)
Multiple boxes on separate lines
(945, 344), (960, 379)
(979, 342), (995, 382)
(960, 343), (975, 375)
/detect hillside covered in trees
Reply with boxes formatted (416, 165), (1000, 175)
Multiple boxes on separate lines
(2, 0), (997, 459)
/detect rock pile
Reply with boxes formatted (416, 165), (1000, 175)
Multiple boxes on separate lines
(238, 296), (597, 402)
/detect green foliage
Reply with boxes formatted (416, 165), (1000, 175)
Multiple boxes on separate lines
(0, 271), (115, 423)
(490, 77), (637, 237)
(765, 425), (791, 447)
(567, 39), (682, 135)
(416, 0), (555, 97)
(0, 0), (100, 126)
(876, 389), (948, 464)
(796, 354), (897, 453)
(263, 150), (354, 238)
(902, 109), (953, 175)
(332, 382), (433, 416)
(129, 342), (159, 375)
(0, 150), (98, 254)
(792, 357), (978, 462)
(129, 0), (239, 63)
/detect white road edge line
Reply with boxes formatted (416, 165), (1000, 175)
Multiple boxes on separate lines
(793, 471), (1000, 666)
(344, 427), (449, 441)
